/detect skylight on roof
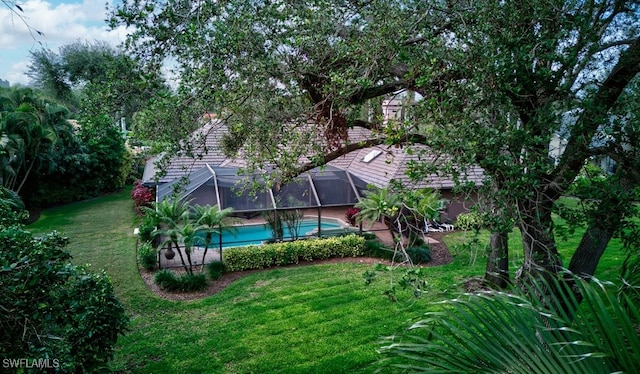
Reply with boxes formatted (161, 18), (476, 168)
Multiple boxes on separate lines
(362, 149), (382, 163)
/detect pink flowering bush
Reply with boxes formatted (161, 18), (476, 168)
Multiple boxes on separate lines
(131, 180), (153, 214)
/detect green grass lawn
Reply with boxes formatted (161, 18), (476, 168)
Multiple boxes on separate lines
(27, 190), (625, 373)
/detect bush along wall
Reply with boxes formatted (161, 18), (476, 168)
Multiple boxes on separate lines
(223, 234), (365, 272)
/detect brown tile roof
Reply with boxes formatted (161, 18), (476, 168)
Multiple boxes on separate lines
(327, 144), (484, 190)
(143, 120), (239, 184)
(143, 120), (484, 190)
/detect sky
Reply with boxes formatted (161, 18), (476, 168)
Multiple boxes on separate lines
(0, 0), (130, 86)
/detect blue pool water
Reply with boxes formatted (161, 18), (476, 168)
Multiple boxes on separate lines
(202, 217), (349, 248)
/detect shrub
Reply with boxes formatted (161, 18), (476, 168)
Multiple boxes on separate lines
(363, 238), (395, 260)
(206, 261), (227, 280)
(154, 270), (208, 292)
(137, 221), (156, 244)
(178, 273), (208, 291)
(362, 232), (377, 240)
(455, 212), (485, 231)
(138, 241), (157, 270)
(406, 246), (432, 264)
(223, 234), (365, 271)
(345, 207), (360, 225)
(131, 180), (154, 214)
(0, 224), (128, 372)
(137, 213), (160, 244)
(154, 269), (176, 289)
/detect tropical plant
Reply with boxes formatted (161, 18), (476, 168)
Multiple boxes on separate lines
(379, 271), (640, 373)
(154, 269), (207, 292)
(206, 260), (226, 280)
(143, 198), (191, 274)
(345, 207), (360, 226)
(404, 188), (442, 223)
(355, 186), (418, 299)
(0, 88), (63, 194)
(406, 246), (431, 264)
(0, 115), (22, 187)
(192, 203), (238, 270)
(620, 251), (640, 322)
(0, 87), (111, 208)
(0, 184), (24, 211)
(356, 186), (441, 265)
(176, 221), (204, 274)
(355, 187), (402, 241)
(138, 241), (157, 271)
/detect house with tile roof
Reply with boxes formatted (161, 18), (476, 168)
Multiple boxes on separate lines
(142, 115), (484, 221)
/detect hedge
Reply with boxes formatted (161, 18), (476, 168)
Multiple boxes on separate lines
(223, 234), (365, 272)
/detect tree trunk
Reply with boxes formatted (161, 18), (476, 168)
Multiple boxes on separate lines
(568, 226), (612, 279)
(568, 172), (633, 281)
(173, 241), (190, 274)
(516, 200), (563, 285)
(383, 216), (398, 243)
(184, 246), (193, 274)
(485, 231), (510, 288)
(16, 142), (39, 194)
(200, 236), (211, 273)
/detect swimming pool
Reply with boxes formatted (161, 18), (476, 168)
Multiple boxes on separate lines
(202, 217), (352, 248)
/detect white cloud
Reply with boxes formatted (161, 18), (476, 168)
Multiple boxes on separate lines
(5, 59), (32, 86)
(0, 0), (132, 85)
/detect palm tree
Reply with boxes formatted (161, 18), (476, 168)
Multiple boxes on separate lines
(0, 185), (25, 212)
(176, 222), (203, 274)
(355, 186), (413, 266)
(13, 117), (58, 194)
(379, 271), (640, 373)
(192, 204), (238, 271)
(0, 88), (66, 194)
(144, 198), (191, 274)
(356, 186), (444, 267)
(406, 188), (443, 223)
(355, 187), (402, 238)
(0, 116), (23, 187)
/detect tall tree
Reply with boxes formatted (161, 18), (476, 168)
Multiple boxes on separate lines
(417, 0), (640, 285)
(111, 0), (640, 291)
(28, 40), (167, 123)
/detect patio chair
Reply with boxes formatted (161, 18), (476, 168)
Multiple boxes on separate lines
(440, 222), (455, 231)
(424, 219), (444, 233)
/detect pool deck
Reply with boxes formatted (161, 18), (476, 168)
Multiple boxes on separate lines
(156, 207), (396, 270)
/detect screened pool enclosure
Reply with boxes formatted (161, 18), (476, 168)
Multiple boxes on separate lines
(155, 164), (369, 248)
(157, 164), (368, 211)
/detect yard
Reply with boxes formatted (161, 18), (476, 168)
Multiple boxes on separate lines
(27, 189), (625, 373)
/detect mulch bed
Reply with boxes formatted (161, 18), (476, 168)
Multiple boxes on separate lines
(140, 232), (453, 301)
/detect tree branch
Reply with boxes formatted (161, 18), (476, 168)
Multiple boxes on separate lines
(554, 36), (640, 190)
(597, 38), (637, 52)
(282, 131), (429, 181)
(345, 80), (410, 104)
